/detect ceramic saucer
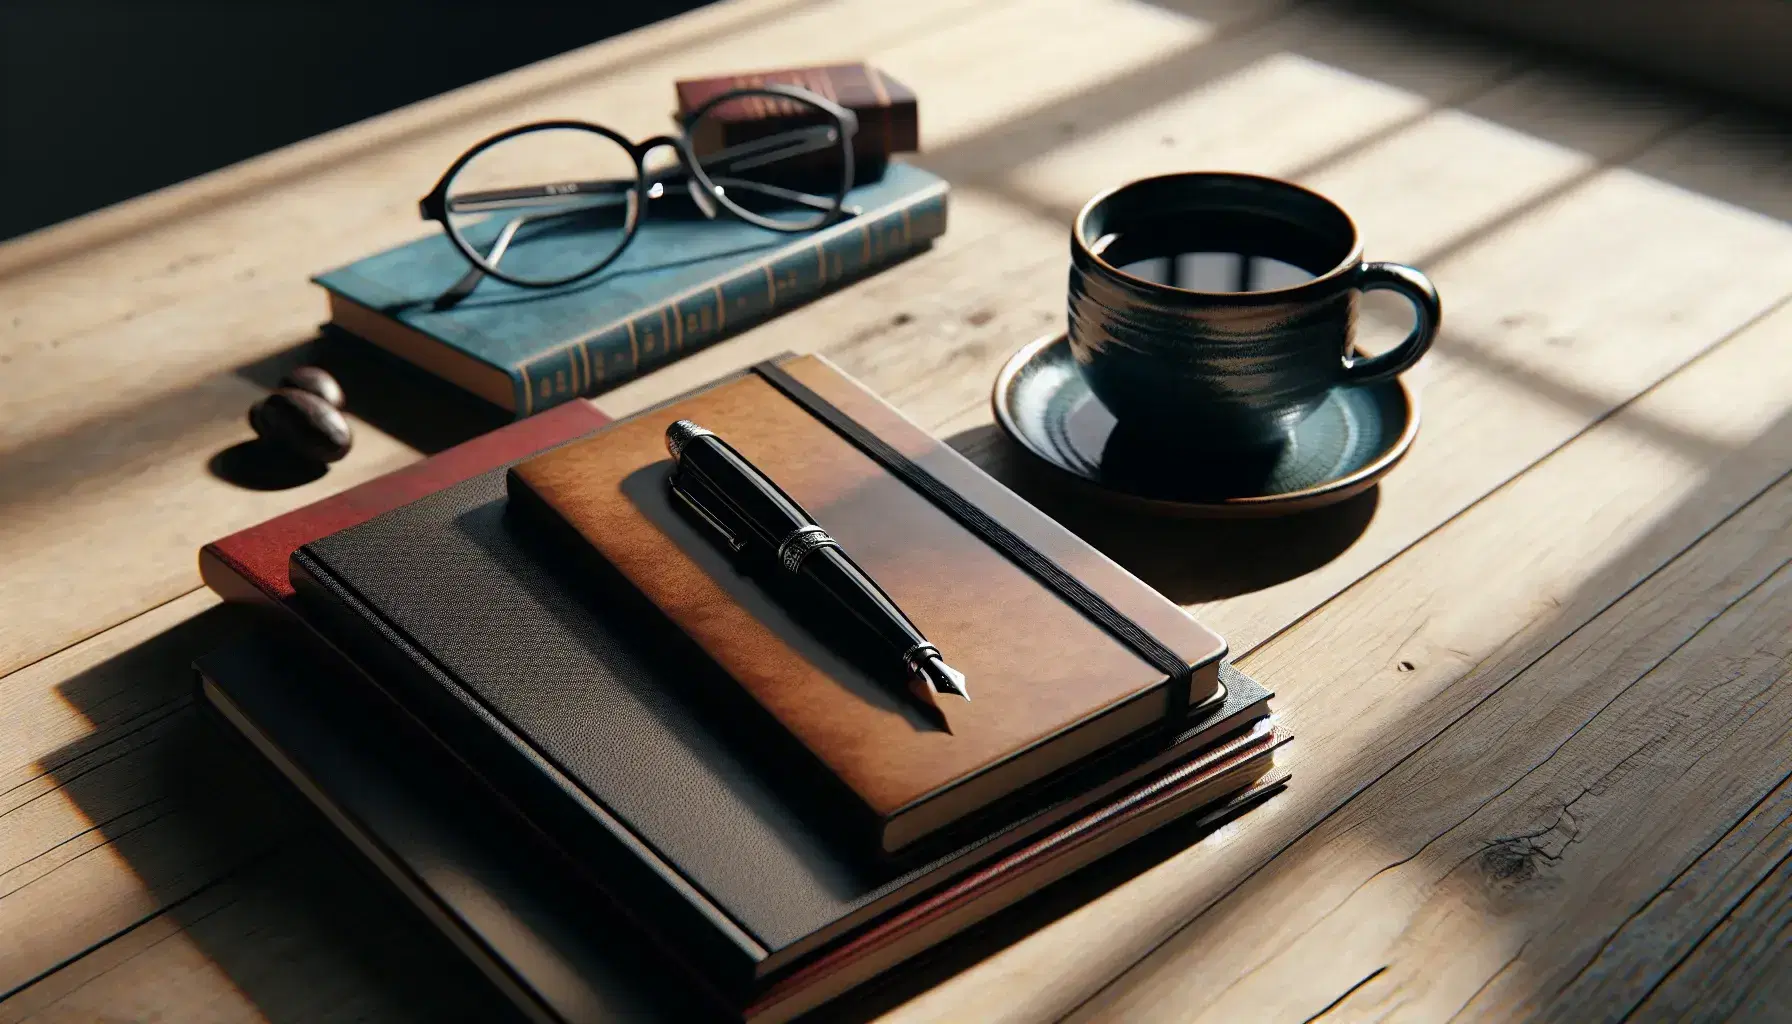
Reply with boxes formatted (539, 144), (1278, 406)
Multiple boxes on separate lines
(991, 334), (1419, 518)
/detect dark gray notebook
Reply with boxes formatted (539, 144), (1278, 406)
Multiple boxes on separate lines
(199, 630), (1285, 1024)
(290, 467), (1275, 993)
(199, 632), (710, 1024)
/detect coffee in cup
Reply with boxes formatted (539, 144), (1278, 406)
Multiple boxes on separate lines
(1069, 172), (1439, 449)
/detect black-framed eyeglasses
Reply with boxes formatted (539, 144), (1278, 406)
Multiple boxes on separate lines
(419, 84), (861, 302)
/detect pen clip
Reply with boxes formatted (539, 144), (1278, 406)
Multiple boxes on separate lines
(669, 467), (747, 553)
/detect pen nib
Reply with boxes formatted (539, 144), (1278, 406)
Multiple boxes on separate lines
(915, 651), (970, 702)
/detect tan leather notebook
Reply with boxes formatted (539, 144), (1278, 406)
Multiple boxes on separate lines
(508, 355), (1227, 853)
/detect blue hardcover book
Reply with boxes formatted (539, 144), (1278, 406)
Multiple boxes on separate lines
(314, 163), (949, 417)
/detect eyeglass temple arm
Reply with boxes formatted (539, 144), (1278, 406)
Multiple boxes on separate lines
(435, 214), (529, 308)
(441, 179), (636, 213)
(678, 124), (843, 173)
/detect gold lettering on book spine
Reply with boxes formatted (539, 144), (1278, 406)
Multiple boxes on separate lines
(511, 183), (944, 413)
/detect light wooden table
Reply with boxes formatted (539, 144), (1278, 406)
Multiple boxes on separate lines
(4, 0), (1790, 1020)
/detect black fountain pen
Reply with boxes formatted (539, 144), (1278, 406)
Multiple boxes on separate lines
(665, 419), (970, 728)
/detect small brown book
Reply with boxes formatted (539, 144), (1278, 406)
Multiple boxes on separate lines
(676, 62), (919, 175)
(508, 355), (1228, 854)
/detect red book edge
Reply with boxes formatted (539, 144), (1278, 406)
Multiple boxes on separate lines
(200, 400), (611, 604)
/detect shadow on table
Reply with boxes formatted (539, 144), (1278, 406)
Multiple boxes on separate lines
(208, 439), (331, 491)
(809, 783), (1285, 1023)
(208, 328), (515, 492)
(926, 0), (1787, 231)
(21, 601), (523, 1021)
(233, 328), (514, 456)
(944, 423), (1380, 604)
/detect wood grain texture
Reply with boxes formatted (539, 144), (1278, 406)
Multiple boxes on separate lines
(1070, 340), (1792, 1021)
(2, 0), (1791, 1018)
(617, 61), (1792, 676)
(1539, 770), (1792, 1023)
(884, 300), (1792, 1021)
(1300, 536), (1792, 1024)
(930, 76), (1791, 658)
(0, 593), (297, 999)
(0, 835), (516, 1024)
(1627, 845), (1792, 1023)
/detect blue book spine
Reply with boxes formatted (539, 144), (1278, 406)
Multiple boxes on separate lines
(513, 186), (949, 416)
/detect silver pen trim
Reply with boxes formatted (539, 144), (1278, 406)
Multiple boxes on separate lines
(665, 418), (714, 461)
(776, 524), (839, 573)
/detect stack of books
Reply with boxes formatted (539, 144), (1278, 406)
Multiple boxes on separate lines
(315, 60), (941, 419)
(197, 357), (1285, 1022)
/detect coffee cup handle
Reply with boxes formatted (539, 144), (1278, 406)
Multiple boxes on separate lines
(1343, 262), (1441, 384)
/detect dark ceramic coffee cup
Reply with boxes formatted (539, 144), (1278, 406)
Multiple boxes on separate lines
(1069, 172), (1440, 448)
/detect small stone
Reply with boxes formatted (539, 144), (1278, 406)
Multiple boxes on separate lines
(250, 387), (353, 463)
(281, 365), (346, 409)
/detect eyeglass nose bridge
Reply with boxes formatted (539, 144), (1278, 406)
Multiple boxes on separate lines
(633, 134), (684, 158)
(634, 135), (720, 221)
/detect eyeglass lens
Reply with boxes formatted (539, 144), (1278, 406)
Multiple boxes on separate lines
(444, 126), (640, 287)
(687, 92), (849, 230)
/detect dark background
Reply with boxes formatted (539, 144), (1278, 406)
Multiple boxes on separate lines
(2, 1), (1784, 244)
(0, 2), (714, 242)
